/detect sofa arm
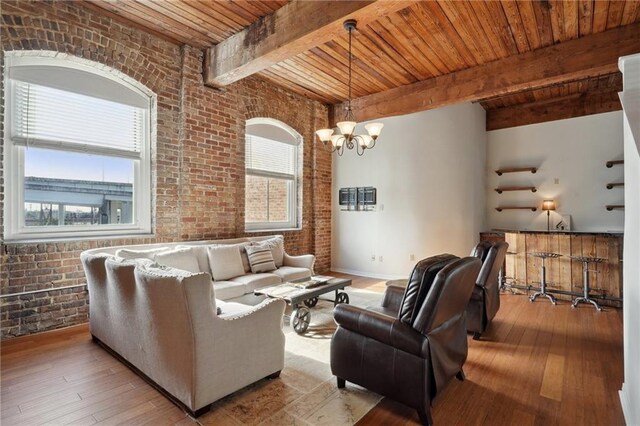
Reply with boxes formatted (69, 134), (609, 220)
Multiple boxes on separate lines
(334, 304), (427, 357)
(283, 253), (315, 272)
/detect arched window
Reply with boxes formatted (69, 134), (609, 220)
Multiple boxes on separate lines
(245, 118), (301, 231)
(3, 52), (154, 241)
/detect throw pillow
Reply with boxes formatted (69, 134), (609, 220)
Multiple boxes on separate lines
(115, 246), (169, 260)
(154, 247), (201, 274)
(259, 236), (285, 267)
(206, 245), (245, 281)
(245, 243), (277, 273)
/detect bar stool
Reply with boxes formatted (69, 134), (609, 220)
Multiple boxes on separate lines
(570, 256), (606, 311)
(527, 252), (562, 304)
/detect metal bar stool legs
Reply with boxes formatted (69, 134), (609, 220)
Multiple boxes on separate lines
(528, 252), (562, 305)
(571, 257), (605, 311)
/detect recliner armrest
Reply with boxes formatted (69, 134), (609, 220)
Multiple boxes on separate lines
(283, 253), (315, 272)
(334, 304), (428, 358)
(381, 285), (405, 314)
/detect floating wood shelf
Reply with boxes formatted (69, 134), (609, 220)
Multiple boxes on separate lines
(496, 206), (538, 212)
(495, 167), (537, 176)
(494, 186), (537, 194)
(606, 205), (624, 211)
(606, 182), (624, 189)
(606, 160), (624, 168)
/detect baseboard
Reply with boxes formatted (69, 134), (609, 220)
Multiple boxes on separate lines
(619, 383), (637, 426)
(331, 267), (407, 281)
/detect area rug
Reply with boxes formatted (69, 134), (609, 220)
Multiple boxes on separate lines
(196, 287), (384, 426)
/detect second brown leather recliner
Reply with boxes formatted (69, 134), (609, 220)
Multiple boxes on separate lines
(466, 241), (509, 340)
(330, 254), (482, 425)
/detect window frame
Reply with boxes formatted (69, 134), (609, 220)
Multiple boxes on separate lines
(3, 52), (155, 242)
(245, 118), (301, 232)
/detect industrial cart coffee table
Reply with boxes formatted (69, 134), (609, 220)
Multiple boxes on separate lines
(254, 277), (351, 334)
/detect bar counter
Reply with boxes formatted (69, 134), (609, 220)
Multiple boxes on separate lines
(481, 230), (623, 307)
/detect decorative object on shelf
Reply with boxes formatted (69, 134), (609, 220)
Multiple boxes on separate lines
(605, 160), (624, 168)
(495, 206), (537, 212)
(339, 187), (376, 211)
(606, 182), (624, 189)
(542, 199), (556, 232)
(606, 204), (624, 211)
(314, 20), (384, 156)
(494, 186), (537, 194)
(494, 166), (537, 176)
(555, 214), (571, 231)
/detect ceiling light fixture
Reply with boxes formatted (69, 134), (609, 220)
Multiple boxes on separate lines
(315, 19), (384, 156)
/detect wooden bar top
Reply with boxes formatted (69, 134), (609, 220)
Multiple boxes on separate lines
(485, 229), (623, 237)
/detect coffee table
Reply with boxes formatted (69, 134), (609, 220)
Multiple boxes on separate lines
(254, 277), (352, 334)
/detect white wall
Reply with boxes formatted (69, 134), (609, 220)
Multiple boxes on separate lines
(486, 112), (624, 232)
(331, 103), (486, 278)
(619, 53), (640, 426)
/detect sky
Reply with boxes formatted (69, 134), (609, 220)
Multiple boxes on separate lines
(25, 147), (133, 183)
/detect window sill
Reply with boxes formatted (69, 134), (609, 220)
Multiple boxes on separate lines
(3, 233), (155, 245)
(245, 227), (303, 234)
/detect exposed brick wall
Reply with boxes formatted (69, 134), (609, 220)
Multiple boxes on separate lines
(0, 0), (332, 339)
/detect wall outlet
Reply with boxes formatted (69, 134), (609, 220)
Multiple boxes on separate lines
(409, 254), (415, 261)
(554, 178), (560, 184)
(379, 256), (383, 262)
(371, 254), (376, 261)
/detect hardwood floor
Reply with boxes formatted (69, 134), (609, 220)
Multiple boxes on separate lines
(0, 274), (624, 426)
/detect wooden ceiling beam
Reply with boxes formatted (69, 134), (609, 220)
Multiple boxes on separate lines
(204, 0), (414, 88)
(486, 90), (622, 130)
(330, 22), (640, 125)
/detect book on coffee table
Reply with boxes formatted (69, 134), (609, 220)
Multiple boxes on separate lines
(293, 275), (334, 289)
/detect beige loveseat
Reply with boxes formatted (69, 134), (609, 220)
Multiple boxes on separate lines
(80, 235), (315, 416)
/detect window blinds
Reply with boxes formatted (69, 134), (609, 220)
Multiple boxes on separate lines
(12, 81), (145, 159)
(246, 135), (296, 179)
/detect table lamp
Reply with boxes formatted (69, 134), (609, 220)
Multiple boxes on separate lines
(542, 199), (556, 232)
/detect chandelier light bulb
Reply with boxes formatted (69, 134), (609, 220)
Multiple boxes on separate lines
(331, 135), (344, 147)
(365, 122), (384, 139)
(336, 121), (356, 137)
(315, 128), (334, 142)
(359, 135), (373, 148)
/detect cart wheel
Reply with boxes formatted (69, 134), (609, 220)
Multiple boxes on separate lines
(304, 297), (318, 308)
(291, 307), (311, 334)
(335, 292), (349, 306)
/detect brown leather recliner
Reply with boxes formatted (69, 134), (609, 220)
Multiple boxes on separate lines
(466, 241), (509, 340)
(330, 254), (482, 425)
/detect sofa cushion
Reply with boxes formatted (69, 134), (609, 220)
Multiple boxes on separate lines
(272, 266), (311, 282)
(261, 236), (285, 267)
(177, 245), (210, 274)
(229, 273), (282, 292)
(207, 245), (245, 281)
(245, 244), (277, 273)
(115, 247), (169, 260)
(213, 281), (246, 300)
(154, 248), (201, 274)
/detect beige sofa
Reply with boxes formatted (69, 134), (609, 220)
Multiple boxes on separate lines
(80, 235), (315, 416)
(87, 235), (315, 300)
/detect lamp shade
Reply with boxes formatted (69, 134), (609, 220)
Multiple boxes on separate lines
(331, 135), (344, 148)
(365, 122), (384, 138)
(358, 135), (373, 148)
(336, 121), (356, 136)
(542, 200), (556, 211)
(315, 128), (334, 142)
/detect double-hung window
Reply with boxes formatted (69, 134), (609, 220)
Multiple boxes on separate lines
(3, 53), (154, 241)
(245, 118), (301, 231)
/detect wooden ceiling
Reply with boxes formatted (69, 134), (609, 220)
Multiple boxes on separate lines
(86, 0), (640, 128)
(256, 1), (639, 104)
(84, 0), (288, 46)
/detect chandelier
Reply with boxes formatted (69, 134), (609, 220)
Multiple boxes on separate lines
(315, 20), (384, 156)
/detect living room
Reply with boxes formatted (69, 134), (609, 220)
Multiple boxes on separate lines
(1, 1), (639, 425)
